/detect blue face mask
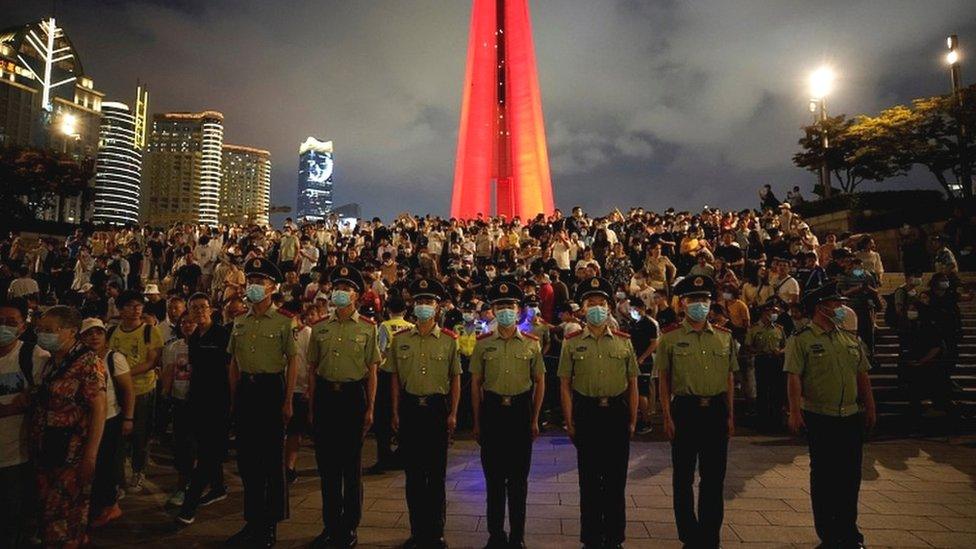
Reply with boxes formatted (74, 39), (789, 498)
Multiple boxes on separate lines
(686, 301), (710, 323)
(414, 304), (436, 321)
(462, 312), (475, 323)
(245, 283), (267, 303)
(36, 332), (62, 352)
(852, 268), (865, 278)
(629, 309), (642, 321)
(331, 289), (352, 307)
(831, 306), (847, 324)
(0, 325), (18, 346)
(495, 308), (518, 327)
(585, 305), (609, 326)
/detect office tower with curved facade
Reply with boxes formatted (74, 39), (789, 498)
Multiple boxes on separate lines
(93, 101), (141, 225)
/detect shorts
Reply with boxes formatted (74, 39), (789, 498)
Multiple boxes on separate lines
(637, 363), (654, 395)
(287, 393), (309, 435)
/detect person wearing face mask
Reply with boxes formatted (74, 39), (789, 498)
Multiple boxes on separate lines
(32, 306), (107, 549)
(388, 277), (461, 549)
(306, 266), (380, 549)
(470, 281), (545, 549)
(836, 257), (880, 357)
(225, 258), (300, 548)
(557, 276), (638, 549)
(784, 282), (876, 549)
(370, 296), (414, 475)
(745, 301), (786, 431)
(900, 302), (953, 427)
(655, 275), (737, 549)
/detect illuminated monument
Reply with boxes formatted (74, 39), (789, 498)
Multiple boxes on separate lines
(297, 137), (334, 221)
(451, 0), (554, 220)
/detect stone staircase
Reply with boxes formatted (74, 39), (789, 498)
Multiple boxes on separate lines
(871, 272), (976, 429)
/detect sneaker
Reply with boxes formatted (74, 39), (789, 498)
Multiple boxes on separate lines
(127, 472), (145, 493)
(91, 503), (123, 528)
(167, 488), (185, 507)
(200, 486), (228, 507)
(175, 510), (195, 525)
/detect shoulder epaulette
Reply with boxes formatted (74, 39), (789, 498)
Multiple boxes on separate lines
(477, 331), (495, 340)
(394, 327), (413, 335)
(661, 323), (681, 334)
(358, 316), (376, 325)
(565, 330), (584, 340)
(440, 328), (459, 339)
(277, 309), (295, 318)
(521, 331), (540, 341)
(793, 325), (812, 336)
(310, 318), (328, 326)
(713, 324), (731, 333)
(612, 329), (630, 338)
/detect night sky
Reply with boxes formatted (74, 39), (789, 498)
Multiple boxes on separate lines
(5, 0), (976, 223)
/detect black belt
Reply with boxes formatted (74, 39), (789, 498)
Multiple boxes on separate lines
(573, 391), (626, 408)
(485, 390), (531, 407)
(673, 393), (727, 407)
(403, 392), (446, 407)
(319, 379), (365, 392)
(241, 372), (283, 383)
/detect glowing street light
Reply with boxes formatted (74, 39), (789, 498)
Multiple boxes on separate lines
(808, 66), (835, 198)
(59, 112), (78, 136)
(809, 66), (835, 100)
(946, 33), (972, 198)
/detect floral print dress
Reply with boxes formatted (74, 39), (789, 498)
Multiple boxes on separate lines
(31, 344), (105, 548)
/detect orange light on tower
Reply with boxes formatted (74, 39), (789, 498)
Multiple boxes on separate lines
(451, 0), (554, 220)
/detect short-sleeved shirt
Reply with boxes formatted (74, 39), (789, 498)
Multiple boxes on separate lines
(654, 320), (739, 397)
(783, 322), (870, 417)
(108, 322), (163, 396)
(102, 351), (130, 419)
(469, 330), (544, 395)
(0, 342), (49, 467)
(386, 326), (462, 396)
(228, 306), (298, 374)
(528, 322), (551, 354)
(188, 322), (231, 407)
(745, 322), (785, 355)
(307, 313), (380, 382)
(557, 328), (639, 397)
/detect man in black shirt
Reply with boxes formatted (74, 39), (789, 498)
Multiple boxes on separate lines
(177, 293), (232, 525)
(175, 252), (202, 295)
(714, 230), (745, 274)
(629, 298), (659, 434)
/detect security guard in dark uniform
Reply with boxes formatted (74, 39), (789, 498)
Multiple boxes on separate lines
(388, 278), (462, 549)
(308, 266), (381, 548)
(745, 300), (786, 430)
(226, 258), (299, 547)
(470, 281), (545, 549)
(655, 275), (738, 549)
(785, 283), (876, 549)
(557, 277), (639, 549)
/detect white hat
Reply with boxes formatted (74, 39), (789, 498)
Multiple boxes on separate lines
(143, 284), (160, 295)
(80, 318), (106, 334)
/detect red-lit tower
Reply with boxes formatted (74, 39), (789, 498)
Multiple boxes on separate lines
(451, 0), (554, 220)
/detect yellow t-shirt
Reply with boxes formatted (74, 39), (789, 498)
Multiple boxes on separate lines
(109, 323), (163, 396)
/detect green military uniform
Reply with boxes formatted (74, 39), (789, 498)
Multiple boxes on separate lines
(390, 277), (460, 547)
(528, 321), (551, 353)
(746, 312), (786, 429)
(308, 312), (381, 382)
(470, 330), (544, 395)
(656, 275), (736, 549)
(558, 276), (638, 548)
(785, 282), (872, 548)
(228, 258), (295, 544)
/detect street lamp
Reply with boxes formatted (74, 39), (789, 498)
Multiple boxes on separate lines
(57, 111), (80, 155)
(946, 34), (972, 198)
(809, 66), (835, 198)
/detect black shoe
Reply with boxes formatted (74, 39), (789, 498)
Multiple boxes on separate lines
(365, 463), (387, 476)
(286, 468), (298, 484)
(311, 530), (333, 549)
(507, 539), (526, 549)
(402, 538), (418, 549)
(174, 509), (195, 526)
(260, 524), (277, 548)
(484, 534), (508, 549)
(225, 523), (256, 546)
(200, 486), (228, 507)
(343, 532), (358, 548)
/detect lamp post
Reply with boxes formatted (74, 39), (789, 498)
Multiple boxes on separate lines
(809, 67), (835, 198)
(947, 34), (972, 198)
(58, 111), (80, 155)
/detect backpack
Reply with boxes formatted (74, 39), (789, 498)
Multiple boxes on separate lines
(104, 350), (126, 403)
(18, 341), (36, 389)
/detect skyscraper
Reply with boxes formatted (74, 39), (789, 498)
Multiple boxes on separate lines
(220, 144), (271, 226)
(93, 102), (141, 225)
(296, 137), (334, 221)
(451, 0), (554, 220)
(142, 111), (224, 226)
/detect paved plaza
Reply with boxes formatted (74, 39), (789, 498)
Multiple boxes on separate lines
(93, 432), (976, 548)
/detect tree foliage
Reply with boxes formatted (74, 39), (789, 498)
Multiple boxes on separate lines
(0, 146), (95, 222)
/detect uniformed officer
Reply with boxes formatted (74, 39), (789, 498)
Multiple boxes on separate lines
(557, 277), (639, 549)
(226, 258), (299, 547)
(785, 283), (876, 549)
(745, 300), (786, 431)
(369, 295), (414, 474)
(470, 281), (545, 549)
(655, 275), (738, 549)
(307, 265), (381, 548)
(387, 278), (462, 549)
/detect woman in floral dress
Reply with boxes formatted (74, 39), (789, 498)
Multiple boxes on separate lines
(32, 306), (106, 548)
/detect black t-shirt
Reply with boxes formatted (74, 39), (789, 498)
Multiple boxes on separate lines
(714, 244), (744, 264)
(176, 263), (202, 290)
(630, 316), (659, 365)
(188, 322), (231, 410)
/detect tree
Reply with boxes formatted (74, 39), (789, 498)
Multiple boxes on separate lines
(0, 146), (95, 222)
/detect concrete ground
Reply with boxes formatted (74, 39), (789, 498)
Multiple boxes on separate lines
(92, 431), (976, 548)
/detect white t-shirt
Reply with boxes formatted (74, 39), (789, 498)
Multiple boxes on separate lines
(294, 326), (311, 395)
(0, 341), (49, 467)
(102, 350), (131, 420)
(552, 242), (571, 270)
(300, 245), (320, 275)
(163, 339), (191, 400)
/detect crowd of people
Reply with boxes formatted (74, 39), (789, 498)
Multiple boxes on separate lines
(0, 200), (972, 548)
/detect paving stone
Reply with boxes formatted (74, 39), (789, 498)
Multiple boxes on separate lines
(730, 524), (820, 544)
(912, 530), (976, 547)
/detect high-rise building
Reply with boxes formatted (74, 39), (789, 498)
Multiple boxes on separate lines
(142, 111), (224, 226)
(451, 0), (554, 220)
(296, 137), (334, 221)
(220, 144), (271, 226)
(93, 102), (141, 225)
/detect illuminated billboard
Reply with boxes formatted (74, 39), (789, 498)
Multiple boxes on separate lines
(297, 137), (334, 221)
